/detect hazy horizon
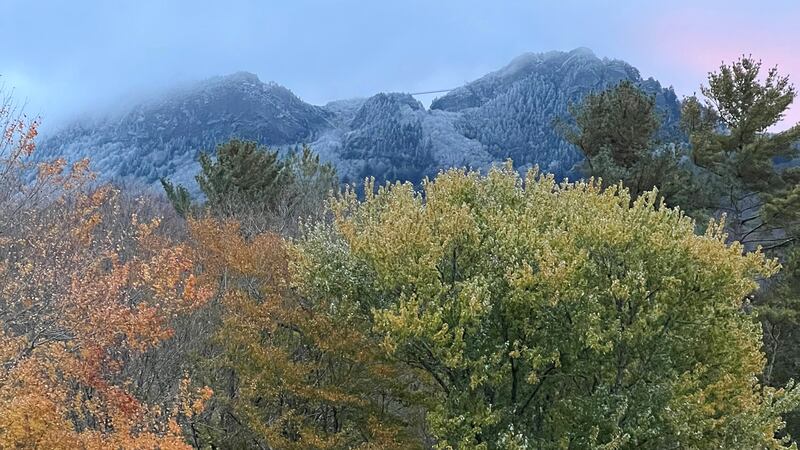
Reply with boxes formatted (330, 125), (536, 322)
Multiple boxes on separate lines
(2, 0), (799, 130)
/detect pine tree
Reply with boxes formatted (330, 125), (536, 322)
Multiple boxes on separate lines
(683, 56), (800, 247)
(560, 80), (702, 209)
(684, 56), (800, 437)
(196, 139), (289, 217)
(161, 140), (337, 235)
(160, 177), (193, 218)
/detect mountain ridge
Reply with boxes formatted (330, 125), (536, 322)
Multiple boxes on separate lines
(38, 48), (683, 191)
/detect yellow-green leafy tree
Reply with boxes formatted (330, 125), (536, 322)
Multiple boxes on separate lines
(294, 164), (800, 449)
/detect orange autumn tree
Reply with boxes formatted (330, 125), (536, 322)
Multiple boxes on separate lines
(0, 95), (212, 448)
(188, 217), (427, 449)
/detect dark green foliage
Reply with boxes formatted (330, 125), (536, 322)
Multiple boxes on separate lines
(160, 177), (194, 218)
(560, 80), (702, 208)
(196, 139), (289, 216)
(279, 144), (340, 227)
(562, 80), (659, 167)
(682, 56), (800, 250)
(760, 247), (800, 439)
(161, 139), (337, 235)
(284, 145), (338, 197)
(685, 57), (800, 233)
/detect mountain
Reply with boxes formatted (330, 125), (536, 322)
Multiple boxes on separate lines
(310, 93), (491, 185)
(430, 48), (682, 175)
(39, 48), (683, 191)
(39, 72), (334, 188)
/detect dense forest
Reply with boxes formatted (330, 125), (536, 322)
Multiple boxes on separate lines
(2, 55), (800, 449)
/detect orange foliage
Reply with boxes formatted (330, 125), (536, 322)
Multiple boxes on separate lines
(188, 217), (423, 449)
(0, 109), (212, 448)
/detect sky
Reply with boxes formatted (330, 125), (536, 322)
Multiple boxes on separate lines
(1, 0), (799, 130)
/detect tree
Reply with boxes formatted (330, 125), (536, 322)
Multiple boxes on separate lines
(560, 80), (701, 209)
(186, 217), (426, 449)
(683, 56), (800, 247)
(295, 164), (800, 448)
(562, 80), (659, 168)
(160, 177), (194, 218)
(162, 140), (337, 235)
(0, 95), (213, 448)
(683, 56), (800, 437)
(270, 144), (339, 234)
(196, 139), (288, 217)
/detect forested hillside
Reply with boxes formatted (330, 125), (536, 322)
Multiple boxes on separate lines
(38, 48), (682, 190)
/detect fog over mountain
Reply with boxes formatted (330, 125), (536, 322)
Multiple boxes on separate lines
(39, 48), (683, 190)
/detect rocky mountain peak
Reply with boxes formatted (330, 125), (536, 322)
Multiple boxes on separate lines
(39, 49), (684, 191)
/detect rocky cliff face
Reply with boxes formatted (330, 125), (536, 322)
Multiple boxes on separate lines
(39, 48), (683, 190)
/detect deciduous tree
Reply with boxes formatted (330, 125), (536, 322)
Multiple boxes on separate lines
(187, 217), (426, 449)
(0, 97), (212, 448)
(297, 164), (800, 448)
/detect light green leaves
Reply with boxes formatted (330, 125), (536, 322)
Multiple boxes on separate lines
(296, 164), (799, 448)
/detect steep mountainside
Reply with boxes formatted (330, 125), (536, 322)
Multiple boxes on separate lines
(39, 48), (683, 190)
(39, 72), (334, 188)
(431, 48), (682, 175)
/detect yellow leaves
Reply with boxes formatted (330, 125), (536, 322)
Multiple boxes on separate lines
(177, 373), (214, 419)
(193, 386), (214, 414)
(189, 216), (288, 286)
(133, 212), (161, 239)
(0, 388), (79, 449)
(190, 214), (424, 448)
(305, 164), (796, 447)
(36, 157), (67, 178)
(0, 104), (212, 447)
(139, 244), (209, 315)
(1, 114), (39, 165)
(179, 273), (210, 310)
(0, 182), (211, 447)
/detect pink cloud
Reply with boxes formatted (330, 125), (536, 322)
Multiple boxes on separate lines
(632, 7), (800, 131)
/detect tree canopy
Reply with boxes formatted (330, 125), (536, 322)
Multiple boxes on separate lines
(293, 165), (799, 449)
(162, 140), (337, 235)
(560, 80), (700, 208)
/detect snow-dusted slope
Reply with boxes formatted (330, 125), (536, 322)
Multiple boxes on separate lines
(430, 48), (682, 176)
(39, 48), (683, 190)
(39, 72), (334, 188)
(310, 93), (492, 184)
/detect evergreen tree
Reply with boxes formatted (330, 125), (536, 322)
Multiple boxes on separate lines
(160, 177), (193, 218)
(161, 140), (337, 234)
(683, 56), (800, 246)
(684, 56), (800, 437)
(196, 139), (289, 217)
(563, 80), (659, 168)
(560, 80), (701, 209)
